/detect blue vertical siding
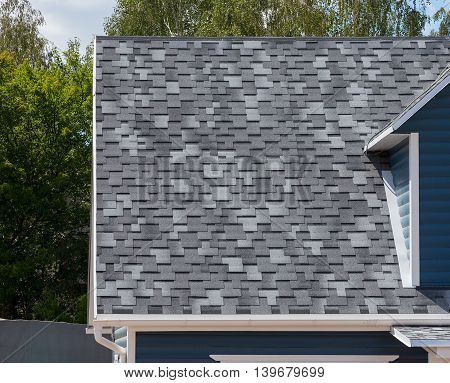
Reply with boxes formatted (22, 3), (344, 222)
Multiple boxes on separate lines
(396, 84), (450, 287)
(135, 332), (427, 363)
(389, 140), (410, 259)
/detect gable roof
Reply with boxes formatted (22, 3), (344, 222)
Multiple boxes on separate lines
(366, 65), (450, 151)
(94, 37), (450, 316)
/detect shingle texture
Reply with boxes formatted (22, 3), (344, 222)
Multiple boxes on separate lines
(95, 37), (450, 315)
(394, 327), (450, 341)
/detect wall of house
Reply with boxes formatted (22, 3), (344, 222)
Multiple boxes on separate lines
(397, 84), (450, 287)
(135, 332), (427, 363)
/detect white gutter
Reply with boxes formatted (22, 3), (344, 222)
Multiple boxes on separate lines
(94, 314), (450, 332)
(94, 325), (127, 363)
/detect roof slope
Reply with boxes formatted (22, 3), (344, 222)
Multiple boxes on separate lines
(95, 37), (450, 315)
(367, 65), (450, 151)
(393, 326), (450, 347)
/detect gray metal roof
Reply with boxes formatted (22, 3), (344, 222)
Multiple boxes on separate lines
(95, 37), (450, 315)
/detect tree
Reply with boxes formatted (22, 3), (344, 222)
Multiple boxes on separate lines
(0, 40), (92, 323)
(432, 7), (450, 36)
(104, 0), (203, 36)
(0, 0), (47, 65)
(105, 0), (431, 37)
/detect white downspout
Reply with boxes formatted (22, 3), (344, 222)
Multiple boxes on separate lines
(94, 325), (127, 363)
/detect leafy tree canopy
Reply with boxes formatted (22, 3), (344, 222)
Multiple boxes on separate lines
(105, 0), (431, 37)
(0, 41), (92, 323)
(432, 6), (450, 36)
(0, 0), (47, 65)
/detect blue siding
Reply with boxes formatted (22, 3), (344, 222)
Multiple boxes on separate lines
(135, 332), (427, 363)
(396, 84), (450, 286)
(389, 140), (410, 258)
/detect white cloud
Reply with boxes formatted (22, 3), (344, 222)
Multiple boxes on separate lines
(29, 0), (115, 50)
(32, 0), (113, 12)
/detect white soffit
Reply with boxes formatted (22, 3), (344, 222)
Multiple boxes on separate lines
(366, 134), (408, 152)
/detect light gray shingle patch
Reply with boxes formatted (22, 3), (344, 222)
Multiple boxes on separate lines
(393, 326), (450, 346)
(95, 36), (450, 315)
(395, 327), (450, 340)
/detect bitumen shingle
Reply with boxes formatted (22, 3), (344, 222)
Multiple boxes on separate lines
(95, 37), (450, 315)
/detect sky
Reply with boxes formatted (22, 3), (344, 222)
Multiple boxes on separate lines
(29, 0), (115, 50)
(29, 0), (449, 51)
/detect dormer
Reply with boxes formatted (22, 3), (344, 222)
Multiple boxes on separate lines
(366, 67), (450, 288)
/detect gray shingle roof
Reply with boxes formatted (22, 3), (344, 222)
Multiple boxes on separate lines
(95, 37), (450, 315)
(395, 326), (450, 340)
(392, 326), (450, 347)
(367, 65), (450, 149)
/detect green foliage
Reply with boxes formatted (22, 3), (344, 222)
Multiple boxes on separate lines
(104, 0), (203, 36)
(432, 7), (450, 36)
(105, 0), (430, 37)
(0, 0), (47, 65)
(0, 40), (92, 323)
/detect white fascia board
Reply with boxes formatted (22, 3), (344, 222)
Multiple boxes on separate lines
(391, 328), (450, 348)
(391, 327), (413, 347)
(366, 72), (450, 152)
(210, 354), (399, 363)
(409, 133), (420, 286)
(94, 314), (450, 332)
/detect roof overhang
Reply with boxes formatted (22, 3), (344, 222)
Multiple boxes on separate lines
(392, 326), (450, 348)
(93, 314), (450, 332)
(365, 67), (450, 153)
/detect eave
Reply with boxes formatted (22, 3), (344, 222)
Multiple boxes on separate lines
(93, 314), (450, 332)
(365, 66), (450, 152)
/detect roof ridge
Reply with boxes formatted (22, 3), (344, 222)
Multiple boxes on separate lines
(95, 35), (450, 42)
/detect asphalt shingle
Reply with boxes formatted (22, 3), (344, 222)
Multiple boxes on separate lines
(95, 36), (450, 315)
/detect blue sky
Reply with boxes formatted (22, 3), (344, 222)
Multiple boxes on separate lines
(30, 0), (449, 51)
(30, 0), (115, 50)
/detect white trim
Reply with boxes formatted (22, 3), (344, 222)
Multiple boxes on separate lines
(381, 134), (420, 288)
(127, 328), (136, 363)
(92, 36), (98, 319)
(365, 134), (408, 152)
(391, 327), (413, 347)
(409, 133), (420, 286)
(93, 314), (450, 332)
(382, 169), (412, 287)
(366, 72), (450, 151)
(210, 354), (399, 363)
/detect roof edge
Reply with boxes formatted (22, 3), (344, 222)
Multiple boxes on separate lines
(93, 314), (450, 332)
(391, 327), (450, 348)
(366, 66), (450, 152)
(96, 35), (450, 42)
